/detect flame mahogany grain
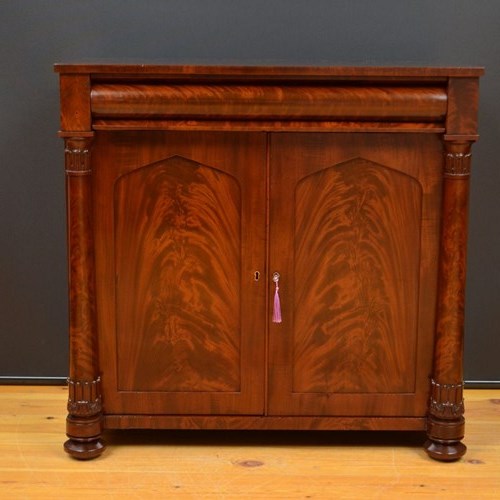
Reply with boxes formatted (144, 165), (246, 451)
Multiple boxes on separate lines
(90, 84), (447, 121)
(56, 65), (482, 461)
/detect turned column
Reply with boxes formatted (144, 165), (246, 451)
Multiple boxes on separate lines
(425, 139), (474, 461)
(63, 136), (105, 459)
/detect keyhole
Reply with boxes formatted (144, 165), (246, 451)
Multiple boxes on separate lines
(254, 271), (260, 281)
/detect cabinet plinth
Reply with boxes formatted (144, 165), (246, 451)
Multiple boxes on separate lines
(56, 64), (483, 461)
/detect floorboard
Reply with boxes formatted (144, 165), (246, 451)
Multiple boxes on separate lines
(0, 386), (499, 498)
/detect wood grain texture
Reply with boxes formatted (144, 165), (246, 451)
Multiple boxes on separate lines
(54, 63), (485, 78)
(293, 158), (422, 394)
(93, 119), (446, 133)
(91, 84), (447, 121)
(268, 133), (443, 417)
(114, 156), (242, 392)
(446, 78), (481, 137)
(64, 136), (105, 458)
(425, 141), (475, 460)
(92, 131), (266, 415)
(64, 137), (97, 381)
(58, 75), (91, 133)
(56, 65), (482, 461)
(433, 142), (473, 384)
(2, 386), (500, 498)
(104, 415), (426, 431)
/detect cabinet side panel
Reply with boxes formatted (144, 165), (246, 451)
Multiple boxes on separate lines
(114, 156), (242, 392)
(293, 159), (422, 393)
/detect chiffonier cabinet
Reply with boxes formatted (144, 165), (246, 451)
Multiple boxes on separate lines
(55, 64), (483, 461)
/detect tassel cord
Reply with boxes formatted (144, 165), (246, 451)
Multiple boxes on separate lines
(272, 277), (282, 324)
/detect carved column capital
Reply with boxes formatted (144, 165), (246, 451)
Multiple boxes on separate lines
(64, 137), (93, 176)
(429, 379), (464, 419)
(444, 141), (472, 178)
(67, 377), (102, 417)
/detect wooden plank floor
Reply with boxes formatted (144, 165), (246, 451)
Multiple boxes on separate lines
(0, 386), (499, 498)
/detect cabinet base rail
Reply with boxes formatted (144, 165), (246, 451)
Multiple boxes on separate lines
(103, 415), (427, 431)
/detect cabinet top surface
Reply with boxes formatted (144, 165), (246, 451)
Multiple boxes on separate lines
(54, 63), (484, 78)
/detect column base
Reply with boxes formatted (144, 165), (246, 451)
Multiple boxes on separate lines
(64, 437), (106, 460)
(65, 413), (105, 460)
(425, 413), (466, 461)
(424, 438), (466, 462)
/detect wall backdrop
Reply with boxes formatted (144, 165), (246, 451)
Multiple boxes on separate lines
(1, 0), (499, 385)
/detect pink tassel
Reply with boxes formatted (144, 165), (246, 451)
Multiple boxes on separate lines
(272, 273), (282, 323)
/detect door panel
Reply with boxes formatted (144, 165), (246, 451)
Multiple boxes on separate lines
(93, 131), (267, 415)
(293, 158), (422, 394)
(114, 156), (242, 393)
(268, 133), (442, 416)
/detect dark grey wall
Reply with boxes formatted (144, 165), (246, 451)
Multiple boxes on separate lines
(1, 0), (499, 384)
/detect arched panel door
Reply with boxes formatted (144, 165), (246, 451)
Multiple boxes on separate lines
(268, 133), (443, 417)
(114, 156), (243, 393)
(92, 131), (267, 415)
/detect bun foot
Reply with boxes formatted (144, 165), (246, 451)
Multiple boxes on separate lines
(64, 437), (106, 460)
(424, 439), (466, 462)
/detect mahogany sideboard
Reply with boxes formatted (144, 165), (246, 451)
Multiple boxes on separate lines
(55, 64), (483, 461)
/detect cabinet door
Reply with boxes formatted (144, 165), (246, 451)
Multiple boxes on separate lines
(268, 133), (442, 416)
(93, 131), (266, 415)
